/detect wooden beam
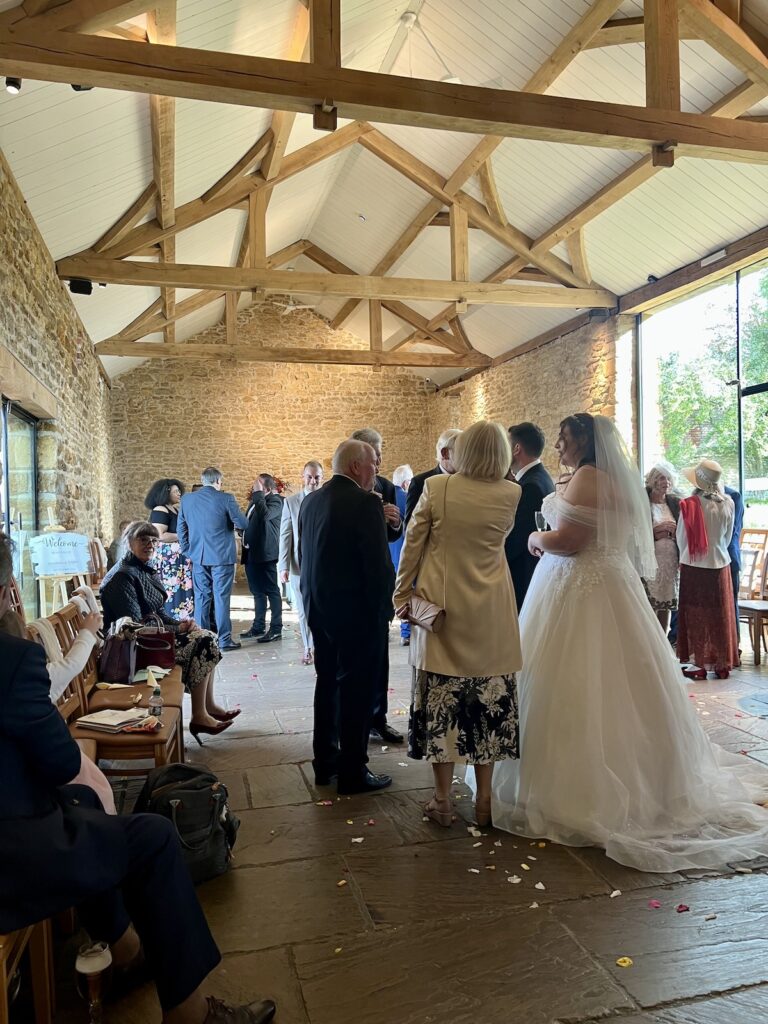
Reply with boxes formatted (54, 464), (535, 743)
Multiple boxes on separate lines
(449, 203), (469, 281)
(58, 258), (618, 306)
(115, 296), (163, 337)
(680, 0), (768, 90)
(645, 0), (680, 111)
(225, 291), (237, 347)
(17, 0), (154, 32)
(476, 159), (507, 226)
(714, 0), (742, 21)
(100, 289), (225, 344)
(566, 231), (591, 285)
(95, 341), (488, 366)
(530, 80), (768, 255)
(261, 2), (310, 182)
(309, 0), (340, 68)
(449, 316), (472, 352)
(92, 182), (156, 252)
(248, 189), (268, 269)
(330, 197), (443, 329)
(84, 121), (371, 259)
(620, 221), (768, 314)
(587, 16), (645, 47)
(200, 128), (272, 203)
(368, 299), (382, 353)
(267, 239), (311, 268)
(6, 30), (768, 161)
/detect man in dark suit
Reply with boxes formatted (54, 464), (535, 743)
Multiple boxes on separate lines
(241, 473), (284, 644)
(178, 466), (248, 651)
(0, 539), (275, 1024)
(404, 428), (462, 526)
(299, 439), (394, 794)
(725, 484), (744, 653)
(350, 427), (403, 744)
(505, 422), (555, 610)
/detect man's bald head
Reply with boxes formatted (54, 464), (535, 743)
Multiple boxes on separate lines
(332, 440), (377, 491)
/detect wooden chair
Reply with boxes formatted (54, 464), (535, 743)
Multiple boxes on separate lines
(739, 549), (760, 602)
(8, 576), (25, 625)
(739, 557), (768, 666)
(740, 528), (768, 597)
(0, 921), (54, 1024)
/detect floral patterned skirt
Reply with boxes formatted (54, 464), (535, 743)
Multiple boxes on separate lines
(154, 543), (194, 621)
(175, 628), (221, 693)
(409, 668), (519, 764)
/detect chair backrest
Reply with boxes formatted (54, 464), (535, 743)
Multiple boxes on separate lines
(739, 548), (760, 599)
(9, 576), (25, 624)
(26, 620), (86, 724)
(50, 603), (99, 695)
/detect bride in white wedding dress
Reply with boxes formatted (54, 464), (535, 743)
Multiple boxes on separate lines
(488, 413), (768, 872)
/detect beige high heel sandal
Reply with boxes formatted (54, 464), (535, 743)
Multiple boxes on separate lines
(423, 796), (453, 828)
(475, 801), (492, 828)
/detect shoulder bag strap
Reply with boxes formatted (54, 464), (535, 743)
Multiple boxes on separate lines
(442, 475), (449, 611)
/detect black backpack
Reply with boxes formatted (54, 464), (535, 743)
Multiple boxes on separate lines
(134, 764), (240, 885)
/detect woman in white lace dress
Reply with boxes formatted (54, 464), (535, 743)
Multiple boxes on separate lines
(487, 413), (768, 872)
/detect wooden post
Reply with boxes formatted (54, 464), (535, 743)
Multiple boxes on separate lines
(248, 190), (268, 269)
(645, 0), (681, 111)
(449, 204), (469, 281)
(309, 0), (340, 68)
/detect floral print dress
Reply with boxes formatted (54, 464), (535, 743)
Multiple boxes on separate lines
(150, 505), (195, 621)
(409, 669), (519, 764)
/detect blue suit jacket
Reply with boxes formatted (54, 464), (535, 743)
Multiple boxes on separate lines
(177, 486), (248, 566)
(725, 485), (744, 569)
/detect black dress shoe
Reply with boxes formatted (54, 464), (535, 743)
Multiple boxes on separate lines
(240, 626), (265, 639)
(370, 723), (404, 744)
(337, 771), (393, 795)
(257, 628), (283, 644)
(220, 641), (242, 651)
(204, 997), (276, 1024)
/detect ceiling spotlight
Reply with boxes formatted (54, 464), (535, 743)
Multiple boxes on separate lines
(647, 274), (658, 284)
(357, 213), (367, 222)
(400, 11), (418, 29)
(5, 77), (22, 95)
(68, 278), (93, 296)
(98, 282), (107, 288)
(440, 74), (462, 85)
(71, 83), (93, 92)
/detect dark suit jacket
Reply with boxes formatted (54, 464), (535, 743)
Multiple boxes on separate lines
(242, 491), (283, 564)
(299, 475), (395, 633)
(505, 462), (555, 610)
(0, 635), (128, 931)
(725, 485), (744, 569)
(405, 465), (442, 525)
(373, 473), (403, 543)
(177, 486), (247, 566)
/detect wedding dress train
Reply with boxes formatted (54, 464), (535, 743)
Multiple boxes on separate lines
(488, 491), (768, 873)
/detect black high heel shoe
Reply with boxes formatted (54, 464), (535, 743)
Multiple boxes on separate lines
(211, 708), (242, 722)
(189, 720), (233, 746)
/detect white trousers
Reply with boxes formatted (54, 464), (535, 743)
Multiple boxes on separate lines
(290, 574), (313, 651)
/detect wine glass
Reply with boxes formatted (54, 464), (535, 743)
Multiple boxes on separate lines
(534, 511), (547, 531)
(75, 941), (113, 1024)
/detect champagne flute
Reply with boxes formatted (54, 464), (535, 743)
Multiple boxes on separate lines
(534, 511), (547, 531)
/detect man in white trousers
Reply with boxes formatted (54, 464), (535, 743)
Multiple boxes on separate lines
(278, 461), (324, 664)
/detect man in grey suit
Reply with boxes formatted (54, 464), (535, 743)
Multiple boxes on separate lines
(178, 466), (248, 651)
(278, 461), (324, 665)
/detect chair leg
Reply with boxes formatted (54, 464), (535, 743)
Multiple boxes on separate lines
(28, 921), (54, 1024)
(756, 614), (763, 667)
(0, 945), (10, 1024)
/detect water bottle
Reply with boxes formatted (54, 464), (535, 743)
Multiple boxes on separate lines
(148, 683), (163, 718)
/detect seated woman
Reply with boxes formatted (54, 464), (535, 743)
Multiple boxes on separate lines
(100, 521), (239, 743)
(0, 537), (276, 1024)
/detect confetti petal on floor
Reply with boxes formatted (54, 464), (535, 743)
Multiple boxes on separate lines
(351, 837), (364, 844)
(521, 863), (531, 871)
(616, 957), (633, 968)
(529, 902), (539, 909)
(468, 868), (480, 874)
(534, 882), (546, 890)
(609, 890), (622, 899)
(676, 904), (690, 913)
(648, 900), (662, 909)
(704, 913), (718, 921)
(336, 880), (347, 887)
(508, 875), (522, 884)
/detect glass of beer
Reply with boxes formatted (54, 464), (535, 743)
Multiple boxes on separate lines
(75, 941), (113, 1023)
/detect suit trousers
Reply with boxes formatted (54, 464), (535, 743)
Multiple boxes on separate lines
(289, 573), (312, 651)
(72, 792), (221, 1012)
(731, 559), (741, 650)
(311, 618), (387, 783)
(370, 622), (391, 730)
(245, 560), (282, 631)
(193, 563), (235, 646)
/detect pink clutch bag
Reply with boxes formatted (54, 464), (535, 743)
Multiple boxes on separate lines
(405, 594), (446, 633)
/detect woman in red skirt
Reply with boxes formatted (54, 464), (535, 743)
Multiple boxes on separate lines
(676, 459), (739, 680)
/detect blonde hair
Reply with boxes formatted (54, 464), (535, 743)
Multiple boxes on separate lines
(453, 420), (511, 481)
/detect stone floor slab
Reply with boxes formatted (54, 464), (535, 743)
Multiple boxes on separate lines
(568, 846), (685, 892)
(275, 707), (314, 733)
(552, 874), (768, 1007)
(204, 733), (314, 772)
(378, 787), (476, 844)
(347, 834), (608, 926)
(199, 856), (371, 952)
(245, 763), (313, 808)
(573, 986), (768, 1023)
(233, 801), (403, 867)
(294, 910), (633, 1024)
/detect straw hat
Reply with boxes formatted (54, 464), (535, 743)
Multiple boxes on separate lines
(682, 458), (724, 494)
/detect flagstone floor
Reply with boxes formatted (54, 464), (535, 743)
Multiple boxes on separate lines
(59, 588), (768, 1024)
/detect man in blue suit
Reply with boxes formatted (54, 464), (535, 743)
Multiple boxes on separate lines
(178, 467), (248, 651)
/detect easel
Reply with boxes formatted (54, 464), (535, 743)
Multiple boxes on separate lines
(37, 575), (73, 617)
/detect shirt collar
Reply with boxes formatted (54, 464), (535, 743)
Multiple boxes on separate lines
(515, 458), (542, 481)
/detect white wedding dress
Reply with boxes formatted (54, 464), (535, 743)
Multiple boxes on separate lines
(489, 490), (768, 872)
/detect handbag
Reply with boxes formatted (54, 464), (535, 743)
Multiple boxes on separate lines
(99, 621), (137, 683)
(403, 476), (449, 633)
(134, 764), (240, 885)
(135, 614), (176, 671)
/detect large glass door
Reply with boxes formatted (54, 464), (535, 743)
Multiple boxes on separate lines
(1, 401), (39, 618)
(737, 259), (768, 529)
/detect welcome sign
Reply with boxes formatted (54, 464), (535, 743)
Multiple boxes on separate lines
(28, 532), (92, 576)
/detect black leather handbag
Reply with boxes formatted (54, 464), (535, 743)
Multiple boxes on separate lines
(134, 764), (240, 884)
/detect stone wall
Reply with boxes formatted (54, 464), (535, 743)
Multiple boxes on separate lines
(108, 302), (436, 520)
(427, 313), (637, 476)
(0, 150), (114, 538)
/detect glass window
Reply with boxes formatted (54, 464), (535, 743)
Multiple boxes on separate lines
(640, 275), (739, 486)
(1, 402), (39, 619)
(737, 257), (768, 389)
